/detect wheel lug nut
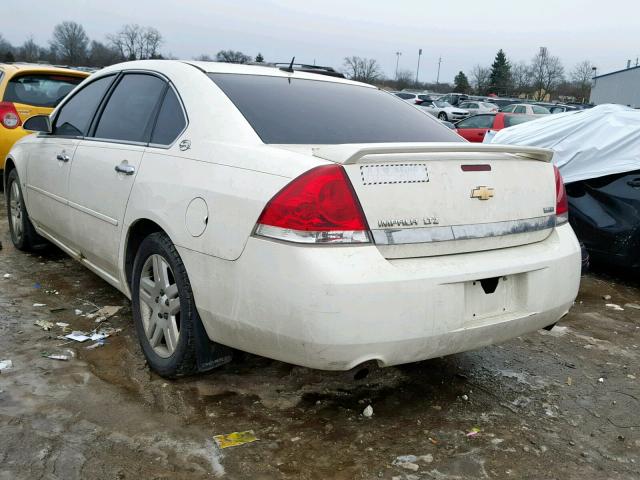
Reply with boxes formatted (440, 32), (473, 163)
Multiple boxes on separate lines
(163, 313), (168, 319)
(155, 297), (159, 303)
(157, 312), (162, 318)
(165, 299), (170, 306)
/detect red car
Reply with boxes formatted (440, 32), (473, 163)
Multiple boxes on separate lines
(455, 113), (536, 142)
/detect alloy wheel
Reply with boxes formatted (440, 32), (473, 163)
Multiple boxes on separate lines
(138, 254), (181, 358)
(9, 180), (23, 244)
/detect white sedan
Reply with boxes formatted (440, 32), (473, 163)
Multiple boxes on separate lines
(5, 60), (581, 377)
(458, 101), (499, 114)
(419, 100), (470, 122)
(501, 103), (551, 115)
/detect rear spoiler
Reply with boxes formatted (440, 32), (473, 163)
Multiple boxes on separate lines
(312, 142), (553, 164)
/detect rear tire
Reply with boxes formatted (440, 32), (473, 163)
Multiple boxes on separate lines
(6, 169), (43, 251)
(131, 231), (205, 378)
(438, 112), (448, 121)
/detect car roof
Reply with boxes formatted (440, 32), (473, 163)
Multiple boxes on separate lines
(98, 60), (375, 89)
(0, 63), (89, 78)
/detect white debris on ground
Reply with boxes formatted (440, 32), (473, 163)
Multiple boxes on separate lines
(89, 305), (122, 323)
(363, 405), (373, 417)
(3, 273), (11, 278)
(34, 320), (54, 331)
(392, 455), (420, 471)
(32, 303), (47, 307)
(605, 303), (625, 311)
(0, 359), (13, 371)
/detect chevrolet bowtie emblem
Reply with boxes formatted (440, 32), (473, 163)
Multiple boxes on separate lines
(471, 186), (494, 200)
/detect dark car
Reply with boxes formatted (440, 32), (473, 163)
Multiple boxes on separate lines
(565, 170), (640, 269)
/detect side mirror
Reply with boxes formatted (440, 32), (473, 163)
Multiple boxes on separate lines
(23, 115), (52, 134)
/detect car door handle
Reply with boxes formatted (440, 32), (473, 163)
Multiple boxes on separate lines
(56, 153), (70, 162)
(115, 163), (136, 175)
(627, 179), (640, 188)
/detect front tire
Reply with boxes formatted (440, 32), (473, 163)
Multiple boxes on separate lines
(6, 169), (43, 251)
(131, 232), (203, 377)
(438, 112), (448, 121)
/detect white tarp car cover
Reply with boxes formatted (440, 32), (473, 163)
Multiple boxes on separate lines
(486, 104), (640, 183)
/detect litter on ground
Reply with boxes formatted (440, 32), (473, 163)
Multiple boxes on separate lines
(65, 332), (91, 342)
(33, 303), (47, 307)
(605, 304), (625, 311)
(213, 430), (258, 449)
(466, 427), (481, 437)
(35, 320), (54, 331)
(92, 305), (122, 323)
(0, 359), (13, 371)
(363, 405), (373, 417)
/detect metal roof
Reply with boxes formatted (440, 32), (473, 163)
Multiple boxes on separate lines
(594, 64), (640, 79)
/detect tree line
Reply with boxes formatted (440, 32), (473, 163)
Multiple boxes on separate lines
(0, 21), (166, 67)
(0, 23), (593, 102)
(460, 47), (594, 102)
(0, 22), (265, 69)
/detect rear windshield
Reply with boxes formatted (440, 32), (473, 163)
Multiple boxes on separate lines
(208, 74), (462, 144)
(3, 73), (84, 108)
(504, 114), (537, 127)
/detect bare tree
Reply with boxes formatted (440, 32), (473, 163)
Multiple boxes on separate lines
(50, 21), (88, 65)
(342, 56), (382, 83)
(194, 54), (213, 61)
(510, 61), (531, 95)
(108, 24), (163, 60)
(18, 37), (43, 63)
(530, 47), (565, 101)
(0, 34), (13, 58)
(394, 69), (414, 90)
(141, 27), (162, 59)
(470, 65), (491, 94)
(571, 60), (594, 102)
(216, 50), (252, 64)
(88, 40), (123, 67)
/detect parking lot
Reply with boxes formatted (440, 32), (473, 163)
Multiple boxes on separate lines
(0, 194), (638, 480)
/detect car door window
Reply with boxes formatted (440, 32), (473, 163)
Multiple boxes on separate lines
(514, 105), (527, 114)
(456, 115), (494, 129)
(150, 88), (187, 146)
(52, 75), (114, 137)
(93, 73), (166, 143)
(533, 105), (550, 114)
(502, 104), (515, 113)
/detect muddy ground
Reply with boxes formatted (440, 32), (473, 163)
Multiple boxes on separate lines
(1, 200), (639, 480)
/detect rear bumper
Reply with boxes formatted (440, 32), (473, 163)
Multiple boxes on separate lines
(179, 224), (581, 370)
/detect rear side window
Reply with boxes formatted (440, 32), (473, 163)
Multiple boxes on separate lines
(210, 74), (463, 144)
(504, 114), (536, 127)
(456, 114), (495, 129)
(4, 74), (83, 108)
(94, 74), (166, 143)
(53, 75), (114, 137)
(395, 93), (414, 100)
(532, 105), (550, 114)
(514, 105), (527, 114)
(150, 88), (186, 145)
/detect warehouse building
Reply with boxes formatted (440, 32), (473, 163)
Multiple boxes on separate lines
(590, 64), (640, 107)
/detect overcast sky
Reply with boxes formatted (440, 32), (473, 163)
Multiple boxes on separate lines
(4, 0), (638, 81)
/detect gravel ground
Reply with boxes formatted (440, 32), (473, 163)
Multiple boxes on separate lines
(1, 195), (639, 480)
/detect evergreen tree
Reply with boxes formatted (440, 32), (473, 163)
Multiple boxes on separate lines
(489, 49), (512, 95)
(255, 52), (264, 63)
(453, 71), (471, 93)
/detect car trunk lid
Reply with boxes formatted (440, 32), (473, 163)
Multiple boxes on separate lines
(312, 143), (557, 258)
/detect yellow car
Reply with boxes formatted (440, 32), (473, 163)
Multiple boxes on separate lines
(0, 63), (89, 171)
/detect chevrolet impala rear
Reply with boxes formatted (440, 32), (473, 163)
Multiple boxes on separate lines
(186, 69), (581, 370)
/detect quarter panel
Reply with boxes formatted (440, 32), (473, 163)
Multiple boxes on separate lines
(124, 146), (316, 262)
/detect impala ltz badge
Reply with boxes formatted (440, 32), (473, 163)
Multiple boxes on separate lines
(471, 186), (494, 201)
(179, 139), (191, 151)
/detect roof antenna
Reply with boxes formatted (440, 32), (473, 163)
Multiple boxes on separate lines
(280, 56), (295, 73)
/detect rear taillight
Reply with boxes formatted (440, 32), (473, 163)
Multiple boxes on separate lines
(554, 165), (568, 225)
(0, 102), (21, 129)
(415, 99), (424, 104)
(255, 164), (371, 244)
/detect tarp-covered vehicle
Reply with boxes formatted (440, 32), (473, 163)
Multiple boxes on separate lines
(488, 105), (640, 268)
